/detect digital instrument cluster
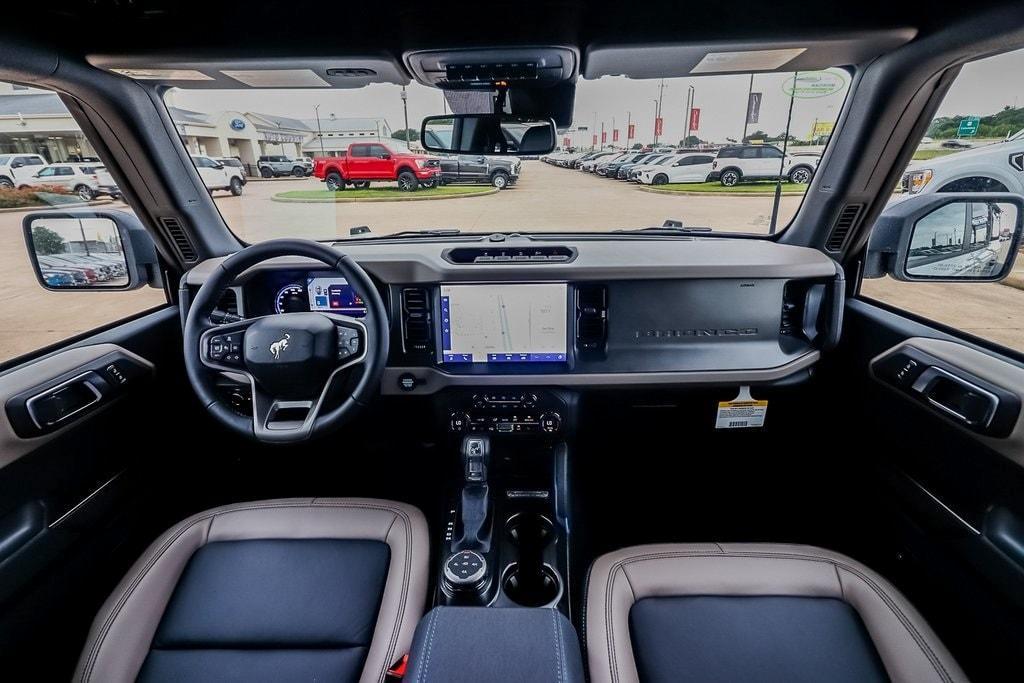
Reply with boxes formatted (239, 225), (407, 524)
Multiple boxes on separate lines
(270, 273), (367, 317)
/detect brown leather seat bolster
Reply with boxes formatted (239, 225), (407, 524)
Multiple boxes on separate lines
(584, 543), (968, 683)
(74, 498), (430, 683)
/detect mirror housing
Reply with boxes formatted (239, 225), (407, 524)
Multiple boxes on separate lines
(420, 114), (556, 156)
(864, 193), (1024, 282)
(23, 210), (163, 291)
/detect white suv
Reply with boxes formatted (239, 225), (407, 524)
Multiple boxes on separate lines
(899, 129), (1024, 196)
(636, 153), (717, 185)
(0, 153), (48, 189)
(708, 145), (819, 186)
(16, 162), (121, 201)
(192, 155), (244, 195)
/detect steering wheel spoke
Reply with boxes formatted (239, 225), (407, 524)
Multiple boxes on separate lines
(323, 312), (369, 370)
(198, 316), (259, 374)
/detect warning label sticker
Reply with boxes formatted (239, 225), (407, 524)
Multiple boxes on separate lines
(715, 386), (768, 429)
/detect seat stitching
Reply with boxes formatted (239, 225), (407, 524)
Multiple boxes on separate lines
(604, 565), (621, 683)
(600, 549), (952, 683)
(81, 500), (408, 683)
(419, 608), (441, 683)
(378, 508), (414, 683)
(551, 608), (564, 683)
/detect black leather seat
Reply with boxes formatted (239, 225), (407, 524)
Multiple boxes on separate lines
(74, 498), (429, 683)
(586, 543), (968, 683)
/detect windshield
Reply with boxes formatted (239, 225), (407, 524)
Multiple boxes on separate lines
(163, 69), (849, 241)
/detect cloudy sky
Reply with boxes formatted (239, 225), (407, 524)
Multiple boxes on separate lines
(166, 48), (1024, 146)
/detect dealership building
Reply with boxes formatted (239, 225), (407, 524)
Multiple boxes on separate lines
(0, 83), (393, 170)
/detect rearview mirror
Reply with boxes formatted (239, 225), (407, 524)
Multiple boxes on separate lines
(23, 210), (163, 291)
(864, 193), (1024, 282)
(420, 114), (556, 156)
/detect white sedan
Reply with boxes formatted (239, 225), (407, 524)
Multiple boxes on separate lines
(635, 153), (717, 185)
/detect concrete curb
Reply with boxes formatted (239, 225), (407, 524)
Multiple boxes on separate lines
(0, 198), (115, 214)
(636, 185), (806, 197)
(270, 188), (498, 203)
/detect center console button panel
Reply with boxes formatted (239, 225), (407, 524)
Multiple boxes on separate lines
(448, 390), (566, 436)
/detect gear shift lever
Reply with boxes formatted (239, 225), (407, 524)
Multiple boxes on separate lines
(454, 435), (491, 551)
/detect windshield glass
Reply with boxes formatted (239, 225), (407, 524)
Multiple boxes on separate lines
(162, 69), (849, 241)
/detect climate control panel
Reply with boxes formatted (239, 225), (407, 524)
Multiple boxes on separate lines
(447, 391), (564, 436)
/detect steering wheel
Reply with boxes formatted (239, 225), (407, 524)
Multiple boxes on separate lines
(183, 239), (389, 443)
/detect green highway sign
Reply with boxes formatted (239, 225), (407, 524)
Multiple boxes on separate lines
(957, 116), (981, 137)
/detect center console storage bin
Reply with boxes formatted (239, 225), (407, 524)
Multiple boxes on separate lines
(403, 606), (584, 683)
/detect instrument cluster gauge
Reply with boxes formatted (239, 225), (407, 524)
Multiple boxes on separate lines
(275, 284), (309, 314)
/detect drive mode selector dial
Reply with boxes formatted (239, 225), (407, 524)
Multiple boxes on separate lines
(444, 550), (487, 588)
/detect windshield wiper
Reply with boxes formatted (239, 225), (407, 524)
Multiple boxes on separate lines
(614, 225), (713, 235)
(359, 229), (463, 239)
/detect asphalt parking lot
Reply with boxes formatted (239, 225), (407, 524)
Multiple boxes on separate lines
(0, 160), (1021, 362)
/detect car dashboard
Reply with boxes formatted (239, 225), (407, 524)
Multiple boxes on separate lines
(182, 235), (844, 397)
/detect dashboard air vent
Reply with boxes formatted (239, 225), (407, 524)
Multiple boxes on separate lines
(825, 204), (863, 253)
(158, 216), (197, 262)
(444, 246), (576, 264)
(575, 285), (608, 357)
(401, 287), (432, 352)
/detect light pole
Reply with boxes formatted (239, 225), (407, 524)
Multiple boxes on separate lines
(313, 104), (326, 157)
(769, 71), (799, 235)
(600, 121), (605, 150)
(654, 79), (665, 145)
(401, 87), (410, 146)
(652, 99), (659, 146)
(626, 110), (632, 149)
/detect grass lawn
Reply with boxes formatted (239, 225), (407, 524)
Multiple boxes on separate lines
(275, 185), (493, 201)
(912, 149), (958, 161)
(652, 181), (807, 195)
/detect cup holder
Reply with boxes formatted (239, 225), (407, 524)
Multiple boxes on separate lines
(502, 562), (562, 607)
(505, 513), (555, 548)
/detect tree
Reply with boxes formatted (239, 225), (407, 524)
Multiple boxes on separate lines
(681, 135), (702, 147)
(32, 225), (66, 255)
(391, 129), (419, 142)
(631, 143), (643, 150)
(742, 130), (769, 143)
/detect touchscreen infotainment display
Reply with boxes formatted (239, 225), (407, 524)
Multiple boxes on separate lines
(440, 284), (568, 363)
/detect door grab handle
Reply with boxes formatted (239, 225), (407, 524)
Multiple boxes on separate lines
(911, 366), (999, 428)
(25, 372), (102, 430)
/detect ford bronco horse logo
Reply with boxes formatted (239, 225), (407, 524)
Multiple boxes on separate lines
(270, 333), (291, 359)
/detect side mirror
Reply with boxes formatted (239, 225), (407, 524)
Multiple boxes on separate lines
(864, 193), (1024, 282)
(23, 210), (163, 291)
(212, 162), (225, 169)
(11, 161), (23, 169)
(378, 153), (391, 160)
(420, 114), (556, 156)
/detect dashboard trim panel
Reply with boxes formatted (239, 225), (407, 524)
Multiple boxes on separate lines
(380, 350), (820, 394)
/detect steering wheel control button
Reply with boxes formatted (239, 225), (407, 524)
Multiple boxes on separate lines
(336, 326), (361, 360)
(208, 332), (245, 366)
(443, 550), (487, 588)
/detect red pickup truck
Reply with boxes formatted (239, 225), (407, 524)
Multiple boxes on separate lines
(313, 142), (440, 191)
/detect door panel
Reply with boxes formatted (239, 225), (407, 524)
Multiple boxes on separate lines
(837, 298), (1024, 679)
(0, 306), (197, 677)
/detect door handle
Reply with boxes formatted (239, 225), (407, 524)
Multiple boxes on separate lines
(911, 366), (999, 428)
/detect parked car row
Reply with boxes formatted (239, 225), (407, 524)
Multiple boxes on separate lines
(2, 154), (121, 201)
(37, 251), (128, 287)
(541, 144), (820, 186)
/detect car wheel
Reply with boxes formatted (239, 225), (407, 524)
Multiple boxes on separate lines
(789, 167), (812, 184)
(652, 174), (669, 185)
(397, 170), (418, 191)
(260, 167), (273, 178)
(938, 176), (1009, 192)
(491, 171), (509, 189)
(75, 185), (94, 201)
(292, 167), (305, 177)
(0, 177), (13, 189)
(325, 172), (344, 191)
(229, 177), (243, 196)
(720, 170), (740, 187)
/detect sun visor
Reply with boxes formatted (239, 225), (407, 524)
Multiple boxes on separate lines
(583, 30), (916, 79)
(87, 54), (411, 89)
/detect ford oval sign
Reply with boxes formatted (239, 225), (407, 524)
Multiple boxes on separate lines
(230, 118), (246, 131)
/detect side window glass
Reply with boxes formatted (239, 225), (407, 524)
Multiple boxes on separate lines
(861, 47), (1024, 354)
(0, 81), (166, 364)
